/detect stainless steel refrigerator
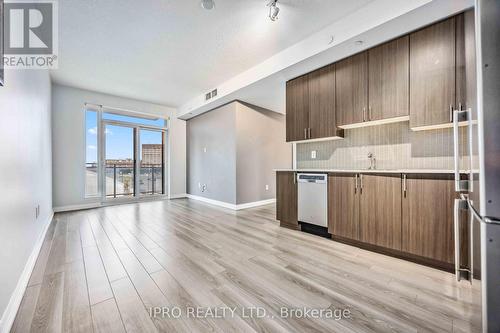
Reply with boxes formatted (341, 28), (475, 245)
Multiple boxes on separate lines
(453, 1), (500, 332)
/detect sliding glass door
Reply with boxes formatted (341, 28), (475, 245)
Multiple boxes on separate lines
(84, 106), (168, 202)
(101, 122), (166, 201)
(139, 129), (165, 195)
(104, 124), (136, 198)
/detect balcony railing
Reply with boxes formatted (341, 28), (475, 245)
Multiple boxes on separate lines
(139, 164), (164, 195)
(85, 162), (164, 198)
(106, 164), (134, 197)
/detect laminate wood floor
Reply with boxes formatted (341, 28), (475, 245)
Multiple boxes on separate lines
(11, 199), (480, 333)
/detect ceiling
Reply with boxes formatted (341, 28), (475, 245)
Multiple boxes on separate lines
(51, 0), (373, 107)
(177, 0), (473, 119)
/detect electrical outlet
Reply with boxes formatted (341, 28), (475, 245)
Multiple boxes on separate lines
(35, 204), (40, 219)
(265, 184), (269, 191)
(311, 150), (317, 159)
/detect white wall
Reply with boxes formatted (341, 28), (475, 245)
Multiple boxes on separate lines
(187, 101), (292, 206)
(51, 84), (186, 209)
(0, 69), (52, 329)
(187, 103), (237, 204)
(235, 102), (292, 204)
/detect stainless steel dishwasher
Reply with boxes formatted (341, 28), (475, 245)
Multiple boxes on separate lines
(297, 173), (328, 228)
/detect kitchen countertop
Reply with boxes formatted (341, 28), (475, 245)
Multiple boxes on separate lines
(274, 169), (463, 174)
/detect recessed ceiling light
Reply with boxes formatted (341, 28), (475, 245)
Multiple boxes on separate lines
(200, 0), (215, 10)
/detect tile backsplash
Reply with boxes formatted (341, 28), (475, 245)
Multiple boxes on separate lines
(296, 122), (469, 170)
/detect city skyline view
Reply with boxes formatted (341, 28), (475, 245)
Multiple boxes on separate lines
(85, 111), (165, 163)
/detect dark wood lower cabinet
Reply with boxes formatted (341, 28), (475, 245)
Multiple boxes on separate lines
(328, 174), (359, 240)
(276, 171), (299, 229)
(359, 174), (402, 250)
(277, 172), (464, 272)
(402, 174), (467, 265)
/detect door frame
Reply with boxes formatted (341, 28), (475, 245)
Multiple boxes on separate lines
(99, 118), (168, 204)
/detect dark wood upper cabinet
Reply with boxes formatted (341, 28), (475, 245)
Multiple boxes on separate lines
(402, 174), (456, 263)
(328, 174), (359, 240)
(456, 10), (476, 112)
(308, 64), (341, 139)
(276, 171), (298, 229)
(358, 174), (402, 250)
(335, 51), (368, 126)
(285, 11), (475, 135)
(368, 36), (409, 121)
(409, 17), (456, 129)
(286, 76), (309, 142)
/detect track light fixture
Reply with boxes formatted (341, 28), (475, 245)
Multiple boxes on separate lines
(200, 0), (215, 10)
(267, 0), (280, 22)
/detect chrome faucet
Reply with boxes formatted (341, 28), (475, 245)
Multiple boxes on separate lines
(368, 152), (376, 170)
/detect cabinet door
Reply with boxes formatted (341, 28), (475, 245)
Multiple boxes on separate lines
(456, 10), (476, 111)
(276, 172), (298, 228)
(328, 174), (359, 240)
(308, 64), (340, 139)
(410, 17), (456, 128)
(335, 52), (368, 126)
(402, 175), (455, 263)
(368, 36), (409, 121)
(359, 174), (402, 250)
(286, 75), (309, 142)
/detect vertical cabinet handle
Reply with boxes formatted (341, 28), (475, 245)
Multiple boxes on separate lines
(308, 128), (311, 139)
(403, 174), (407, 198)
(369, 106), (372, 121)
(304, 128), (307, 140)
(449, 104), (454, 123)
(354, 174), (358, 194)
(362, 107), (366, 122)
(359, 174), (363, 194)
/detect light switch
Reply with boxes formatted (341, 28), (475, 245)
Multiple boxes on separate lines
(265, 185), (269, 191)
(311, 150), (317, 159)
(203, 147), (207, 153)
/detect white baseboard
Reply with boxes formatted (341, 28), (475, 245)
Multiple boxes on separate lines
(186, 194), (275, 211)
(236, 198), (276, 210)
(169, 193), (187, 199)
(0, 211), (54, 333)
(186, 194), (236, 209)
(54, 195), (175, 213)
(53, 202), (101, 212)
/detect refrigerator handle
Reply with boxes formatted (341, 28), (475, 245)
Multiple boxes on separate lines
(467, 108), (474, 193)
(454, 198), (471, 282)
(469, 205), (474, 283)
(454, 199), (462, 282)
(453, 110), (469, 192)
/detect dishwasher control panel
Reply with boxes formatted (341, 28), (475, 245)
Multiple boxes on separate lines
(297, 174), (327, 183)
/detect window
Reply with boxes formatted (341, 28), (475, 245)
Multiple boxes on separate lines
(102, 112), (166, 127)
(84, 106), (168, 200)
(85, 110), (99, 197)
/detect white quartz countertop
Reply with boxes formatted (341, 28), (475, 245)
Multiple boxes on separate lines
(274, 169), (461, 174)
